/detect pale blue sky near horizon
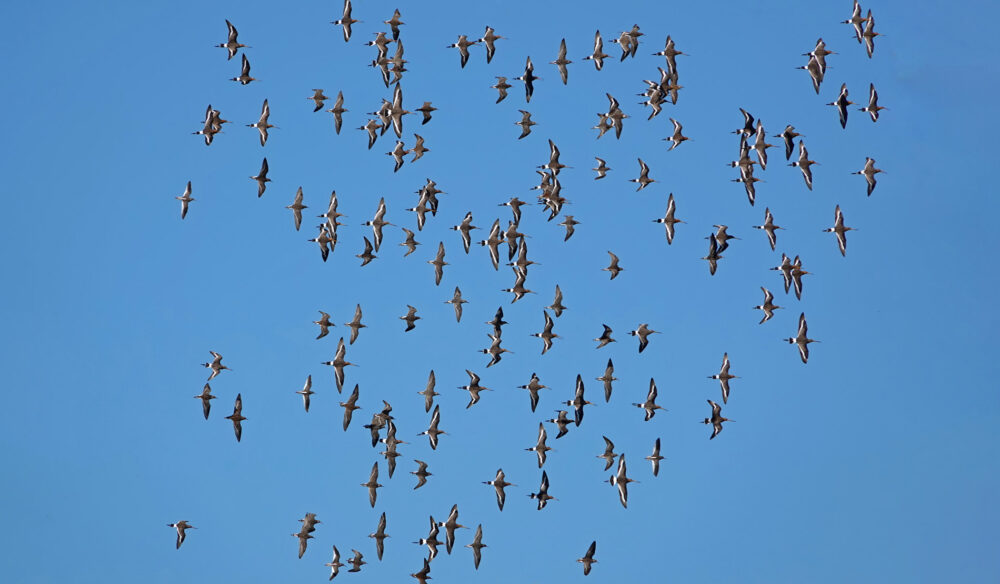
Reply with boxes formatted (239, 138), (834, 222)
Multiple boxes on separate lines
(0, 1), (997, 582)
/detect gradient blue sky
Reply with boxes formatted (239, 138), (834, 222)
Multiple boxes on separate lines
(1, 1), (997, 582)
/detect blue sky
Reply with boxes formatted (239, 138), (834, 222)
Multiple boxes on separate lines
(1, 0), (997, 582)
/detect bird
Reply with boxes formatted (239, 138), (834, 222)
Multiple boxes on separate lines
(592, 157), (610, 179)
(250, 158), (270, 197)
(428, 242), (448, 285)
(646, 438), (664, 476)
(566, 374), (592, 426)
(843, 0), (868, 43)
(308, 89), (328, 112)
(459, 369), (491, 408)
(193, 384), (216, 420)
(577, 541), (597, 575)
(479, 26), (504, 63)
(516, 109), (536, 139)
(594, 324), (616, 349)
(400, 305), (420, 332)
(418, 405), (445, 450)
(225, 393), (246, 442)
(202, 350), (230, 381)
(344, 304), (365, 345)
(630, 158), (655, 191)
(584, 30), (609, 70)
(861, 10), (881, 58)
(414, 102), (435, 126)
(492, 76), (511, 103)
(798, 55), (825, 94)
(532, 310), (559, 354)
(411, 459), (431, 490)
(633, 378), (664, 421)
(500, 196), (530, 225)
(611, 30), (633, 61)
(702, 230), (723, 276)
(597, 359), (617, 402)
(653, 193), (683, 244)
(709, 353), (738, 404)
(347, 549), (366, 573)
(790, 140), (818, 190)
(772, 253), (794, 295)
(791, 255), (810, 300)
(451, 212), (478, 254)
(527, 422), (551, 468)
(629, 323), (660, 354)
(466, 524), (486, 569)
(550, 38), (571, 84)
(606, 453), (637, 508)
(387, 140), (409, 172)
(410, 558), (432, 583)
(321, 337), (355, 393)
(175, 181), (194, 219)
(653, 35), (686, 74)
(774, 125), (802, 161)
(296, 375), (314, 412)
(484, 469), (515, 511)
(415, 370), (438, 414)
(217, 20), (249, 60)
(514, 56), (538, 103)
(332, 0), (359, 42)
(500, 267), (534, 303)
(852, 157), (883, 196)
(439, 504), (468, 554)
(715, 225), (739, 254)
(384, 8), (403, 40)
(827, 83), (854, 129)
(167, 521), (195, 550)
(732, 172), (761, 206)
(859, 83), (885, 122)
(824, 204), (855, 256)
(734, 107), (756, 137)
(603, 251), (623, 280)
(325, 91), (347, 134)
(368, 512), (389, 561)
(703, 400), (731, 440)
(360, 462), (382, 508)
(804, 37), (835, 74)
(313, 311), (334, 340)
(230, 53), (256, 84)
(665, 118), (689, 151)
(286, 187), (307, 231)
(399, 227), (420, 257)
(367, 31), (392, 60)
(786, 312), (819, 363)
(324, 546), (345, 580)
(247, 99), (275, 146)
(440, 286), (468, 323)
(447, 35), (478, 68)
(193, 104), (224, 145)
(333, 383), (359, 431)
(753, 207), (782, 251)
(546, 285), (567, 317)
(357, 236), (377, 266)
(359, 118), (383, 149)
(547, 410), (573, 439)
(754, 287), (782, 324)
(517, 373), (547, 412)
(752, 121), (775, 168)
(528, 470), (555, 510)
(597, 436), (617, 471)
(486, 306), (507, 337)
(415, 517), (442, 562)
(293, 531), (314, 560)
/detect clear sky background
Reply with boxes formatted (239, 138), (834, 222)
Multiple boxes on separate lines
(1, 1), (997, 582)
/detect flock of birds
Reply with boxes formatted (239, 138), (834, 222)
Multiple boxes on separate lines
(171, 1), (885, 579)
